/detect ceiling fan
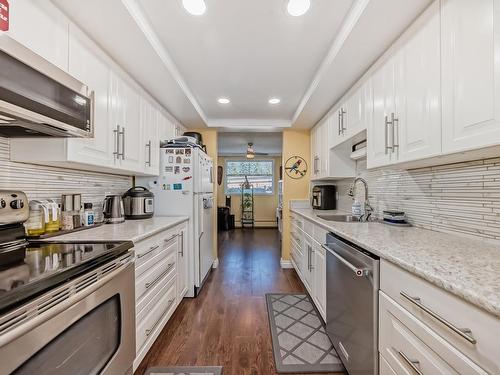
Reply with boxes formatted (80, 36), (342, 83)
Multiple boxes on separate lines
(246, 142), (268, 159)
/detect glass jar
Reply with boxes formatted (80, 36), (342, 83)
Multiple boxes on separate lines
(25, 200), (47, 236)
(61, 210), (74, 231)
(43, 200), (61, 233)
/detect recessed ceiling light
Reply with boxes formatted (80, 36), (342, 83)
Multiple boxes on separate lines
(269, 98), (281, 105)
(287, 0), (310, 16)
(182, 0), (206, 16)
(218, 97), (230, 104)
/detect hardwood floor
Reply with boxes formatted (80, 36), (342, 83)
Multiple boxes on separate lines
(135, 228), (342, 375)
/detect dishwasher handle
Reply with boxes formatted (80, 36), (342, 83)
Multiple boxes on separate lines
(322, 244), (370, 277)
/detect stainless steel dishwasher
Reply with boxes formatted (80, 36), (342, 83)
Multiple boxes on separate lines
(323, 233), (379, 375)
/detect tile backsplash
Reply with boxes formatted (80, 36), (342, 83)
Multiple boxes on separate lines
(0, 137), (131, 208)
(336, 158), (500, 242)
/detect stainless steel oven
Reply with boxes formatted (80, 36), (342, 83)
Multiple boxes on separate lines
(0, 248), (135, 375)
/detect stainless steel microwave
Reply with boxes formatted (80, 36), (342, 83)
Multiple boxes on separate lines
(0, 34), (94, 138)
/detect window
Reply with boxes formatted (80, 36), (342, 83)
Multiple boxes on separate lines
(225, 160), (274, 195)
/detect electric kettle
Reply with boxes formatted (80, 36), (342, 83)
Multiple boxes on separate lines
(103, 195), (125, 224)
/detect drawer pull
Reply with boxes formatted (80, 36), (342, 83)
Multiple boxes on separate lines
(398, 350), (423, 375)
(164, 234), (178, 243)
(137, 244), (160, 259)
(145, 298), (175, 336)
(145, 262), (175, 289)
(400, 291), (477, 344)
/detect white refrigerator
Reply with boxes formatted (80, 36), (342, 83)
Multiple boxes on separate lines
(138, 146), (214, 297)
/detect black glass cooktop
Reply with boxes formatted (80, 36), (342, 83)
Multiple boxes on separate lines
(0, 240), (133, 315)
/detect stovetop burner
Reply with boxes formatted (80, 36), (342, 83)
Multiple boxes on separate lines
(0, 240), (133, 315)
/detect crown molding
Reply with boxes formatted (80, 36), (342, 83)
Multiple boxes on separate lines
(121, 0), (209, 125)
(291, 0), (370, 125)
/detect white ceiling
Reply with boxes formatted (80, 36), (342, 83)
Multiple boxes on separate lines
(218, 132), (282, 156)
(53, 0), (432, 130)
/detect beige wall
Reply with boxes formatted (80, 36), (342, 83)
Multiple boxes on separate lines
(281, 129), (311, 261)
(193, 129), (218, 261)
(217, 155), (281, 227)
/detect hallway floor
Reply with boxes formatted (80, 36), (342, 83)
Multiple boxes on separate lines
(135, 228), (341, 375)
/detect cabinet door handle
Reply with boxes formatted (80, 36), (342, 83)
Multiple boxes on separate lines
(164, 234), (178, 243)
(137, 244), (160, 259)
(400, 291), (476, 344)
(398, 350), (423, 375)
(178, 231), (184, 257)
(145, 262), (175, 289)
(145, 298), (175, 336)
(338, 111), (342, 135)
(392, 113), (399, 152)
(121, 127), (126, 160)
(145, 140), (152, 166)
(340, 108), (347, 134)
(385, 115), (393, 154)
(309, 246), (315, 270)
(113, 125), (120, 159)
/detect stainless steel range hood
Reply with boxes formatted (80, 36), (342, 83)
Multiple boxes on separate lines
(0, 35), (94, 138)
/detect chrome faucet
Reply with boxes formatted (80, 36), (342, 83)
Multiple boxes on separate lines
(348, 177), (374, 221)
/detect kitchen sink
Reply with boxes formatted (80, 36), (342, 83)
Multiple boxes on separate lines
(317, 214), (362, 222)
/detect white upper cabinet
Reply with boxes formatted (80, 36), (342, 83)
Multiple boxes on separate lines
(310, 120), (330, 179)
(368, 56), (396, 168)
(396, 0), (441, 163)
(140, 98), (160, 176)
(66, 24), (114, 168)
(7, 0), (179, 177)
(7, 0), (69, 71)
(108, 74), (142, 173)
(368, 1), (441, 168)
(441, 0), (500, 153)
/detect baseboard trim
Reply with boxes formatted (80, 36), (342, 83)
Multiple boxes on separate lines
(212, 258), (219, 269)
(280, 258), (293, 269)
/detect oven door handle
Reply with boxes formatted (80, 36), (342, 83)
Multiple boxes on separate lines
(0, 256), (134, 347)
(322, 244), (370, 277)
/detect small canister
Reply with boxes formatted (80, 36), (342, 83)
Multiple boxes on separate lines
(25, 200), (47, 236)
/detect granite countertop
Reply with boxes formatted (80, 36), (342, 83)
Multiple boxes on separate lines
(47, 216), (189, 243)
(291, 207), (500, 318)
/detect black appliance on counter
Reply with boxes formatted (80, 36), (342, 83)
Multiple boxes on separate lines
(311, 185), (337, 210)
(0, 190), (135, 375)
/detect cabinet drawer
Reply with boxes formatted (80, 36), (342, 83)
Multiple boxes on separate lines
(290, 213), (303, 229)
(134, 228), (179, 271)
(136, 250), (176, 303)
(380, 291), (488, 375)
(136, 278), (176, 352)
(381, 260), (500, 373)
(135, 242), (177, 280)
(303, 219), (313, 236)
(380, 354), (397, 375)
(313, 224), (328, 246)
(290, 230), (302, 248)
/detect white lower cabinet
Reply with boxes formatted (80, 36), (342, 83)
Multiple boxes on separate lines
(312, 241), (326, 319)
(379, 259), (500, 375)
(289, 215), (327, 321)
(133, 221), (189, 371)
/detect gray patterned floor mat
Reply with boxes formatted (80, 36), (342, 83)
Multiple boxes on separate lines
(145, 366), (223, 375)
(266, 293), (345, 373)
